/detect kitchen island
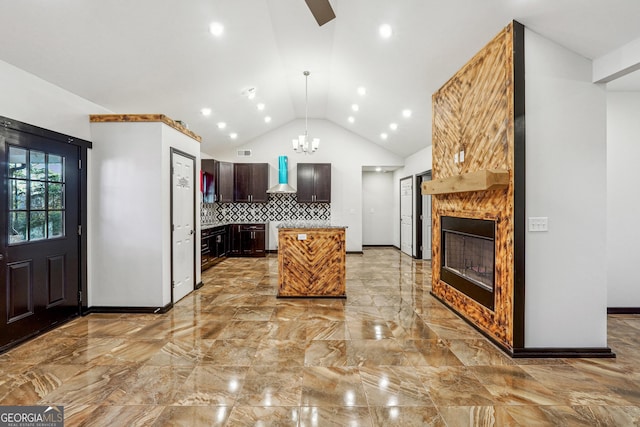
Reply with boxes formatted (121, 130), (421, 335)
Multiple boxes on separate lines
(277, 222), (347, 298)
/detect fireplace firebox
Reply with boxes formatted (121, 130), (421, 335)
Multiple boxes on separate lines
(441, 216), (496, 310)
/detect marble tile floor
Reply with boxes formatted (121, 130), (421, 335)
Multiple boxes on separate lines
(1, 248), (640, 426)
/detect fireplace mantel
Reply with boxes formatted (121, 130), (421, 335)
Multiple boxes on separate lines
(421, 169), (509, 196)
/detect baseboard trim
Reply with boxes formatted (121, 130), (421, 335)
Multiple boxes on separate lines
(195, 281), (204, 290)
(277, 295), (346, 299)
(86, 302), (173, 315)
(511, 347), (616, 359)
(608, 307), (640, 314)
(430, 291), (616, 359)
(268, 249), (364, 255)
(362, 245), (396, 248)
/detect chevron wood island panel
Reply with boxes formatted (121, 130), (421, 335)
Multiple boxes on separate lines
(278, 228), (346, 297)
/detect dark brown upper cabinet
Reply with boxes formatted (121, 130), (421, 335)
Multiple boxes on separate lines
(234, 163), (269, 203)
(297, 163), (331, 203)
(216, 160), (234, 203)
(201, 159), (234, 203)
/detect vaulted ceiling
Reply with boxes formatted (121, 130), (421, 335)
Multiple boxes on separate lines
(1, 0), (639, 157)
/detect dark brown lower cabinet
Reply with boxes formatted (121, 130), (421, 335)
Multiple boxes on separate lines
(230, 223), (266, 257)
(201, 225), (228, 271)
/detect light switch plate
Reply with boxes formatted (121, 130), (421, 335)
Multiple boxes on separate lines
(528, 217), (548, 232)
(297, 233), (307, 240)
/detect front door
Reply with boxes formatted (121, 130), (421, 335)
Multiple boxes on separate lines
(171, 149), (195, 303)
(1, 127), (80, 350)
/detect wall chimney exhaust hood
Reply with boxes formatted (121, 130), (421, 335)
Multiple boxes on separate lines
(267, 155), (296, 193)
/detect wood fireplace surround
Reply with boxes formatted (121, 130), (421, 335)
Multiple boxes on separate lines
(422, 21), (526, 353)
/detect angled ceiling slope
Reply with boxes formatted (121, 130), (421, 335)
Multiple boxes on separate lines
(1, 1), (640, 158)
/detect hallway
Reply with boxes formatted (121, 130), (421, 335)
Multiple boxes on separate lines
(0, 248), (639, 426)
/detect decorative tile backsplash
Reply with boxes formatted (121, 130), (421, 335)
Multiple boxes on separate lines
(201, 193), (330, 224)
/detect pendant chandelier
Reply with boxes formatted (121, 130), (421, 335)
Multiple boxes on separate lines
(292, 71), (320, 154)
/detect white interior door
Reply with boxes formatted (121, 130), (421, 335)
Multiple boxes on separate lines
(423, 194), (432, 260)
(172, 150), (195, 303)
(400, 177), (413, 256)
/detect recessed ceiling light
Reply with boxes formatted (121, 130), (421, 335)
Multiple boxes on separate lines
(200, 108), (212, 116)
(351, 104), (359, 112)
(380, 133), (388, 140)
(348, 116), (355, 123)
(257, 103), (265, 111)
(379, 24), (393, 39)
(389, 123), (398, 131)
(229, 132), (238, 139)
(375, 167), (382, 172)
(264, 116), (272, 123)
(402, 109), (412, 118)
(217, 122), (227, 129)
(357, 86), (367, 96)
(209, 22), (224, 37)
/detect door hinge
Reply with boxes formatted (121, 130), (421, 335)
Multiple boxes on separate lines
(78, 159), (82, 170)
(77, 225), (82, 236)
(172, 281), (175, 288)
(78, 290), (83, 303)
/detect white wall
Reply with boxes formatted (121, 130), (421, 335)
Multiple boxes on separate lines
(161, 126), (203, 304)
(524, 28), (608, 348)
(593, 35), (640, 83)
(362, 171), (395, 245)
(90, 122), (201, 307)
(0, 59), (113, 309)
(606, 91), (640, 307)
(207, 119), (404, 252)
(0, 60), (111, 139)
(392, 146), (432, 254)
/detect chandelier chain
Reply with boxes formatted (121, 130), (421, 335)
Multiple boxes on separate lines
(304, 70), (309, 138)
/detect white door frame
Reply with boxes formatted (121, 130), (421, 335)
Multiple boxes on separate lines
(170, 148), (196, 303)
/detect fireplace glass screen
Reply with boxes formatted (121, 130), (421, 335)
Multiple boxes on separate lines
(443, 231), (494, 291)
(440, 216), (496, 310)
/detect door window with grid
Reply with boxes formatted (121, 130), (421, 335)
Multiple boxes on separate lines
(8, 146), (65, 244)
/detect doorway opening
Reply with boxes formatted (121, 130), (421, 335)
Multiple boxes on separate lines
(415, 171), (432, 260)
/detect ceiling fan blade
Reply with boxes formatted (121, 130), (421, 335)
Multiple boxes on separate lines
(304, 0), (336, 26)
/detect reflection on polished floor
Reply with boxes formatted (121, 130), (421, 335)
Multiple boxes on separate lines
(1, 248), (640, 426)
